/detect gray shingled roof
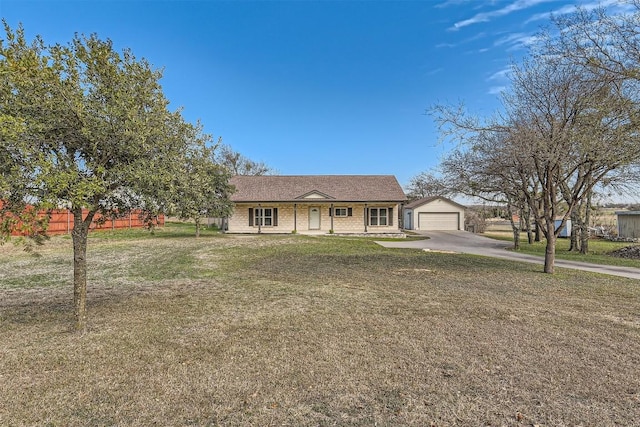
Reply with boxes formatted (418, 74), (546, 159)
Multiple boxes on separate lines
(230, 175), (407, 203)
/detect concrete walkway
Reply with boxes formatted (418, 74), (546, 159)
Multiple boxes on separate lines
(376, 231), (640, 280)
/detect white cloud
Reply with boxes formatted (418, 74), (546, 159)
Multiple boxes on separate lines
(488, 86), (507, 95)
(487, 67), (511, 81)
(436, 32), (488, 49)
(526, 0), (633, 23)
(494, 32), (527, 46)
(494, 32), (540, 50)
(436, 0), (478, 8)
(450, 0), (555, 30)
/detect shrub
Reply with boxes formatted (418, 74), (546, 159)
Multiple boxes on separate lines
(465, 210), (486, 233)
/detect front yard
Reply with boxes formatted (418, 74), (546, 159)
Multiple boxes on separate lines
(1, 223), (639, 426)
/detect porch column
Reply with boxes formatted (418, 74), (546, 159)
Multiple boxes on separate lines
(330, 203), (334, 232)
(258, 203), (262, 234)
(364, 203), (368, 233)
(294, 204), (297, 232)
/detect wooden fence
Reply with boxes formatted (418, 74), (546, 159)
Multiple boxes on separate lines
(9, 208), (164, 236)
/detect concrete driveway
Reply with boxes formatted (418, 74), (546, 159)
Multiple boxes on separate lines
(376, 231), (640, 280)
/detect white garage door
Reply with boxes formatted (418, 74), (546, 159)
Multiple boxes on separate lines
(418, 212), (459, 231)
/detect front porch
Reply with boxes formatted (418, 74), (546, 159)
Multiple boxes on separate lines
(227, 202), (402, 235)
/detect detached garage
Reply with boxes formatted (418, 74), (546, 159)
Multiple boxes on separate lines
(403, 196), (466, 231)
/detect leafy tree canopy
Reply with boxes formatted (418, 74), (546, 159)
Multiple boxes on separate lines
(0, 22), (231, 331)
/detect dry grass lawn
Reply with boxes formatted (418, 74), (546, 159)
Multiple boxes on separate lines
(1, 224), (639, 426)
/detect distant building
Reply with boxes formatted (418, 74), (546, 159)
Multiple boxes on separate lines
(616, 211), (640, 239)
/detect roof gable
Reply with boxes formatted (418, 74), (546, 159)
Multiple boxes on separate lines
(404, 196), (467, 210)
(296, 190), (335, 200)
(230, 175), (407, 203)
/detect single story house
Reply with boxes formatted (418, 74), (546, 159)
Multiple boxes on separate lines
(616, 211), (640, 239)
(227, 175), (406, 234)
(403, 196), (466, 231)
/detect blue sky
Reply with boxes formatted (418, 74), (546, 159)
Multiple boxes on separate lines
(1, 0), (632, 190)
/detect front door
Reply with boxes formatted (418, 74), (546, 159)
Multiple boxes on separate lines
(309, 207), (321, 230)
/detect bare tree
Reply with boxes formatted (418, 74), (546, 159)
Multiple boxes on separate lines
(433, 48), (639, 273)
(437, 127), (534, 250)
(510, 53), (639, 271)
(216, 144), (274, 176)
(543, 3), (640, 251)
(547, 2), (640, 83)
(405, 171), (452, 200)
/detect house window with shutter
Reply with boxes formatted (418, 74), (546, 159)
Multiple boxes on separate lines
(369, 207), (393, 226)
(332, 207), (352, 217)
(249, 207), (278, 227)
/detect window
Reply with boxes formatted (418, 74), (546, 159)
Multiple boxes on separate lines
(369, 207), (392, 226)
(330, 207), (352, 217)
(334, 208), (348, 217)
(256, 208), (273, 226)
(249, 208), (278, 227)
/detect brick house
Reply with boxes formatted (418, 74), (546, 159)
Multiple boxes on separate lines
(227, 175), (406, 234)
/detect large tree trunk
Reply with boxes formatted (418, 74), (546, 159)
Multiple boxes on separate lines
(534, 200), (542, 242)
(507, 204), (520, 250)
(524, 204), (533, 245)
(569, 209), (581, 252)
(544, 219), (557, 274)
(580, 191), (592, 255)
(543, 196), (556, 274)
(71, 207), (95, 333)
(195, 217), (201, 238)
